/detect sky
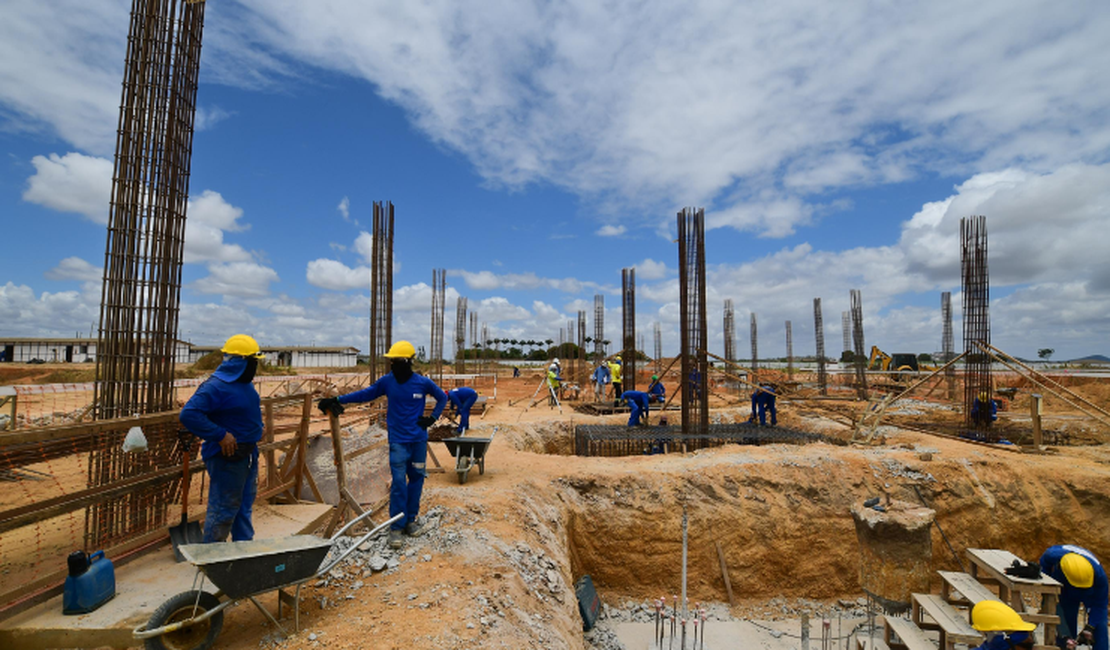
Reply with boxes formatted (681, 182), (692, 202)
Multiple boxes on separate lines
(1, 0), (1109, 361)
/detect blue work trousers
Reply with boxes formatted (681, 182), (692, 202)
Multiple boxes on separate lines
(758, 398), (777, 425)
(628, 401), (646, 426)
(1057, 599), (1108, 650)
(203, 450), (258, 543)
(455, 394), (478, 433)
(389, 441), (427, 530)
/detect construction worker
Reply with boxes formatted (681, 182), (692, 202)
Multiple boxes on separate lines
(549, 357), (561, 375)
(317, 341), (446, 550)
(546, 364), (563, 407)
(179, 334), (265, 543)
(621, 390), (650, 427)
(971, 391), (998, 425)
(1040, 545), (1108, 650)
(609, 358), (623, 405)
(446, 386), (478, 434)
(592, 362), (611, 402)
(758, 383), (777, 426)
(648, 375), (665, 404)
(969, 600), (1036, 650)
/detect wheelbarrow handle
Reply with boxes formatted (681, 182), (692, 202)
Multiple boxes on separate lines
(329, 507), (382, 542)
(317, 513), (403, 577)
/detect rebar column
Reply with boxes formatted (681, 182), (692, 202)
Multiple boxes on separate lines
(368, 201), (395, 379)
(677, 208), (709, 436)
(593, 294), (605, 361)
(723, 300), (735, 365)
(480, 322), (490, 377)
(622, 268), (636, 393)
(653, 322), (662, 375)
(941, 291), (955, 401)
(786, 320), (794, 377)
(961, 216), (992, 435)
(430, 269), (446, 384)
(842, 311), (851, 358)
(470, 311), (479, 366)
(454, 297), (468, 374)
(814, 298), (827, 395)
(578, 311), (588, 385)
(750, 313), (759, 376)
(91, 0), (207, 549)
(850, 289), (868, 399)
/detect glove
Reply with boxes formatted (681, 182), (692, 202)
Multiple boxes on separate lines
(1004, 559), (1041, 579)
(417, 416), (436, 429)
(317, 397), (345, 417)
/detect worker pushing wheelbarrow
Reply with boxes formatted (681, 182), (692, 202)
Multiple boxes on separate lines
(133, 510), (402, 650)
(441, 427), (497, 484)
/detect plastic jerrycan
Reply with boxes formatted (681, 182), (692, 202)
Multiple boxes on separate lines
(63, 550), (116, 615)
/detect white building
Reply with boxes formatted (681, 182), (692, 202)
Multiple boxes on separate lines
(190, 345), (360, 368)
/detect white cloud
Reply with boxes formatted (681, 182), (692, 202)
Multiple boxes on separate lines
(305, 259), (370, 292)
(596, 225), (626, 237)
(184, 191), (253, 264)
(193, 262), (279, 298)
(451, 269), (608, 294)
(0, 282), (99, 337)
(44, 257), (102, 283)
(22, 152), (113, 222)
(632, 258), (669, 281)
(338, 196), (351, 221)
(194, 105), (233, 131)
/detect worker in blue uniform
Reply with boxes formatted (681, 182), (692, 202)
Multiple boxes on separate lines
(648, 375), (666, 404)
(1040, 545), (1108, 650)
(758, 383), (777, 426)
(179, 334), (265, 543)
(969, 600), (1036, 650)
(447, 386), (478, 434)
(971, 391), (998, 425)
(318, 341), (446, 550)
(622, 390), (650, 426)
(592, 362), (611, 402)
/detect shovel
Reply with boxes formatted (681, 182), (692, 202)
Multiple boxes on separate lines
(169, 429), (204, 560)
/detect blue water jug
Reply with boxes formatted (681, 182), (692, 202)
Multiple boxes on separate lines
(63, 550), (115, 615)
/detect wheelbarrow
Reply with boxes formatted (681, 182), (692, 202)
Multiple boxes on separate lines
(133, 510), (402, 650)
(441, 427), (497, 484)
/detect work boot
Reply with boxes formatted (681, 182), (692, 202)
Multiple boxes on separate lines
(404, 519), (426, 537)
(388, 529), (403, 550)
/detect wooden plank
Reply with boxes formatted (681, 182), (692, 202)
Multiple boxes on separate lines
(913, 593), (981, 646)
(966, 548), (1063, 593)
(714, 541), (735, 606)
(939, 570), (998, 605)
(883, 615), (936, 650)
(856, 635), (892, 650)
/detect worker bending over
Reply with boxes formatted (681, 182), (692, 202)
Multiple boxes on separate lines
(447, 386), (478, 434)
(970, 600), (1036, 650)
(1040, 545), (1107, 650)
(971, 391), (998, 425)
(592, 362), (610, 402)
(758, 383), (777, 426)
(180, 334), (265, 543)
(648, 375), (665, 404)
(318, 341), (446, 550)
(622, 390), (650, 427)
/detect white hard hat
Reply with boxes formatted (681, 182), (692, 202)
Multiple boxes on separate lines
(554, 358), (560, 365)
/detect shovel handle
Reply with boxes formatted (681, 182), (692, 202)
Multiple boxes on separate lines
(178, 429), (193, 521)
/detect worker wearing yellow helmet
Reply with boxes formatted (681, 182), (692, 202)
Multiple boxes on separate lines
(970, 600), (1036, 650)
(179, 334), (266, 542)
(1040, 545), (1107, 650)
(317, 341), (446, 550)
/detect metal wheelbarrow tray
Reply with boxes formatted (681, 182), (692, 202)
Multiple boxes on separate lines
(441, 428), (497, 484)
(133, 510), (402, 650)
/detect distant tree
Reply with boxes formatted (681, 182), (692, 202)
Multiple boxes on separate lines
(1037, 348), (1055, 361)
(918, 353), (933, 363)
(840, 350), (855, 363)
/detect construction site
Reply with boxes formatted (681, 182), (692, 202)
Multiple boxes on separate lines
(1, 2), (1109, 650)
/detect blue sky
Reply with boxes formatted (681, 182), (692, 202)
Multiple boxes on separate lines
(2, 0), (1109, 360)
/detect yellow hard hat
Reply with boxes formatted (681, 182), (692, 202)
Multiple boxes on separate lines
(1060, 553), (1095, 589)
(979, 391), (990, 400)
(221, 334), (265, 359)
(383, 340), (417, 359)
(971, 601), (1036, 632)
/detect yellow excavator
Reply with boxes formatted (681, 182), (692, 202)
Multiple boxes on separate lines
(868, 346), (938, 378)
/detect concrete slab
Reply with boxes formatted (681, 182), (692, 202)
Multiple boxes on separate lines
(0, 502), (332, 650)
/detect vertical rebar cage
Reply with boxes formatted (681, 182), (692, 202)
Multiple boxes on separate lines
(814, 298), (827, 395)
(961, 216), (992, 434)
(677, 208), (709, 436)
(622, 268), (636, 393)
(593, 294), (605, 361)
(850, 289), (868, 399)
(842, 311), (851, 357)
(785, 320), (794, 377)
(431, 269), (446, 385)
(750, 313), (759, 376)
(723, 299), (735, 365)
(368, 201), (394, 379)
(941, 291), (955, 400)
(92, 0), (206, 548)
(454, 297), (468, 374)
(653, 322), (662, 375)
(577, 311), (587, 385)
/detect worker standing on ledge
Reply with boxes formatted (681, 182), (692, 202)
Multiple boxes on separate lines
(318, 341), (446, 550)
(621, 390), (649, 426)
(648, 374), (665, 404)
(1040, 545), (1107, 650)
(179, 334), (265, 543)
(609, 358), (623, 406)
(446, 386), (478, 434)
(969, 600), (1036, 650)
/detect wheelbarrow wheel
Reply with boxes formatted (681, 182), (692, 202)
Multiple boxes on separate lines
(457, 456), (471, 484)
(144, 590), (223, 650)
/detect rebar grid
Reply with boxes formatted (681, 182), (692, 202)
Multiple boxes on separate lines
(593, 294), (605, 361)
(368, 201), (394, 379)
(677, 208), (709, 436)
(961, 216), (992, 433)
(814, 298), (827, 395)
(622, 268), (637, 393)
(850, 289), (868, 399)
(750, 313), (759, 375)
(454, 297), (468, 374)
(574, 423), (828, 457)
(90, 0), (206, 548)
(430, 269), (446, 384)
(941, 291), (955, 400)
(785, 320), (794, 377)
(723, 299), (735, 364)
(653, 322), (662, 375)
(842, 311), (851, 356)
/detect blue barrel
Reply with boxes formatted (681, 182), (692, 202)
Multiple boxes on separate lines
(63, 550), (115, 615)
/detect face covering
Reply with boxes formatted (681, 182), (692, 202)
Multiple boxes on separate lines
(237, 356), (258, 383)
(391, 359), (414, 383)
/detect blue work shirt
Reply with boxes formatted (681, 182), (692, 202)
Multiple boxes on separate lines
(339, 373), (446, 443)
(448, 387), (478, 409)
(622, 390), (649, 409)
(649, 381), (665, 400)
(593, 365), (611, 384)
(179, 356), (263, 460)
(1041, 544), (1108, 650)
(972, 632), (1030, 650)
